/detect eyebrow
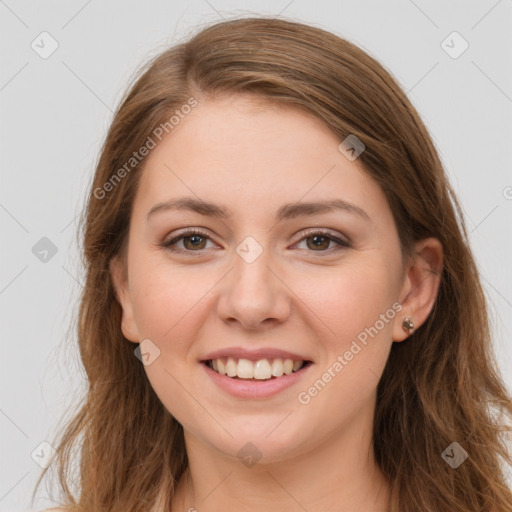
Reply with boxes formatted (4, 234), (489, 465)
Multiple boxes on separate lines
(146, 197), (371, 223)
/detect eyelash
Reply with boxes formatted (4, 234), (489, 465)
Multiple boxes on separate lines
(161, 228), (351, 255)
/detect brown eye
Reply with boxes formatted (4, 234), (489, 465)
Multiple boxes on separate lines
(162, 229), (213, 252)
(294, 229), (350, 253)
(305, 234), (331, 251)
(182, 234), (207, 250)
(162, 228), (350, 256)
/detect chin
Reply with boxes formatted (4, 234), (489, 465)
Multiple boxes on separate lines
(204, 428), (309, 466)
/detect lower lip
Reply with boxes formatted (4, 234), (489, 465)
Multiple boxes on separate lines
(201, 362), (312, 399)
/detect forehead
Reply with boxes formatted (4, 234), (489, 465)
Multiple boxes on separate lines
(133, 94), (389, 226)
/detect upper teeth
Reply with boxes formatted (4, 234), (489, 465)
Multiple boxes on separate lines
(210, 357), (304, 380)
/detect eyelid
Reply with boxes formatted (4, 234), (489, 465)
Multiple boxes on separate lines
(162, 228), (215, 251)
(293, 227), (351, 246)
(161, 227), (351, 254)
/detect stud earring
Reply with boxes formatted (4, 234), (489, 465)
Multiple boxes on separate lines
(402, 317), (415, 333)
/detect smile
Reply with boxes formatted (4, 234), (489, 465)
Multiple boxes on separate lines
(204, 357), (311, 380)
(201, 356), (313, 399)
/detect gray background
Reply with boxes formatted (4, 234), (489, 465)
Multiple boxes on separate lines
(1, 1), (511, 510)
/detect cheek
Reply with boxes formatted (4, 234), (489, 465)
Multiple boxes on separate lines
(296, 257), (398, 343)
(293, 262), (398, 418)
(129, 259), (214, 432)
(129, 251), (209, 338)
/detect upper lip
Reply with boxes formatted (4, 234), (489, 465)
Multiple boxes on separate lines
(201, 347), (312, 362)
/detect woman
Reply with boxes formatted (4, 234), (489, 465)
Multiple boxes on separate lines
(35, 16), (512, 512)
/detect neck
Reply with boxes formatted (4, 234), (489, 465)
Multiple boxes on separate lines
(170, 405), (391, 512)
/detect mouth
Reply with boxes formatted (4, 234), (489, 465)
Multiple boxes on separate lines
(201, 357), (313, 381)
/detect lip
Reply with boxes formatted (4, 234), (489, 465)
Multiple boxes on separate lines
(201, 360), (313, 399)
(201, 346), (311, 362)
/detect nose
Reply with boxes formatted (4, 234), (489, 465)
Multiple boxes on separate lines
(216, 247), (292, 331)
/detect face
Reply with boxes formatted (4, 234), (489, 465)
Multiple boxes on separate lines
(111, 93), (438, 465)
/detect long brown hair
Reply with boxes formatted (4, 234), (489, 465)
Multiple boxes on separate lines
(33, 16), (512, 512)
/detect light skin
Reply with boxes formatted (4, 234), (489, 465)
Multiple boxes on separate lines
(110, 94), (443, 512)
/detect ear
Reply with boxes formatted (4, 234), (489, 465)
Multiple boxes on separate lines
(109, 255), (141, 343)
(393, 237), (443, 342)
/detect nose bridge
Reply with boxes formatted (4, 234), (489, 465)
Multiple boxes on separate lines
(235, 238), (273, 289)
(216, 234), (290, 329)
(232, 235), (277, 301)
